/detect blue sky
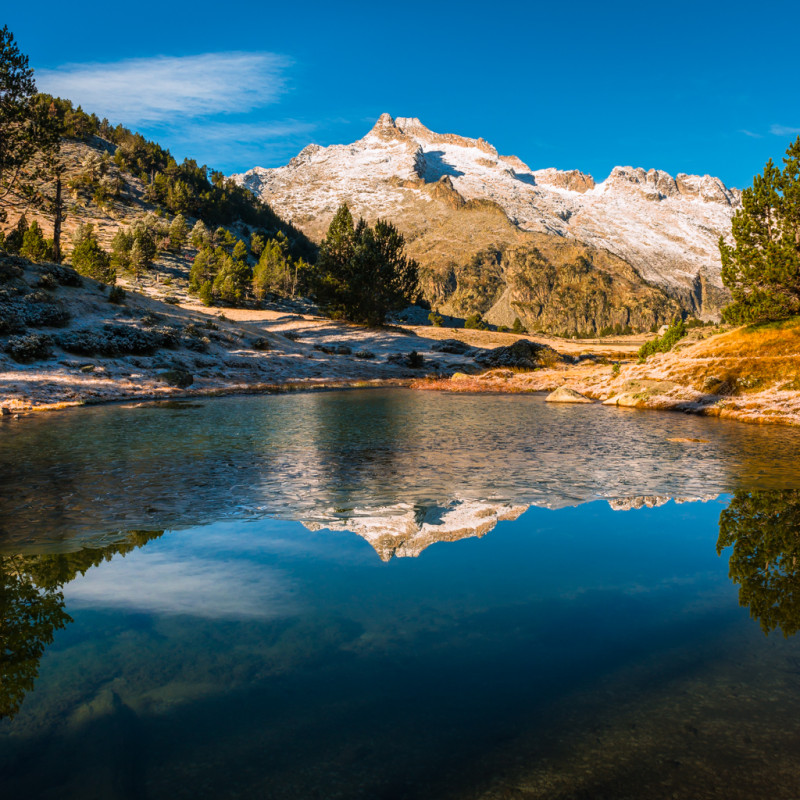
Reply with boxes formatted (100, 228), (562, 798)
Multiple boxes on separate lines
(7, 0), (800, 187)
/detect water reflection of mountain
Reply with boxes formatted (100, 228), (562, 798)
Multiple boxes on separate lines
(4, 390), (800, 550)
(4, 490), (800, 722)
(0, 531), (163, 721)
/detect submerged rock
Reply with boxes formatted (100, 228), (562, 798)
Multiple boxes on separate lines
(545, 386), (593, 403)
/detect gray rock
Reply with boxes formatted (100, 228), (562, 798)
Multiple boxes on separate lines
(432, 339), (474, 355)
(474, 339), (562, 369)
(157, 369), (193, 388)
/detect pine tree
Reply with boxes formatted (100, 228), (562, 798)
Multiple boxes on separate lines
(312, 204), (419, 325)
(720, 137), (800, 323)
(129, 238), (147, 282)
(3, 214), (28, 253)
(110, 229), (133, 271)
(213, 252), (250, 303)
(0, 27), (36, 222)
(252, 238), (287, 300)
(70, 223), (114, 283)
(250, 232), (266, 258)
(190, 219), (210, 249)
(19, 219), (51, 261)
(169, 214), (188, 253)
(232, 239), (248, 263)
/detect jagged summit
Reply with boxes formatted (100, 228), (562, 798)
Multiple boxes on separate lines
(233, 114), (741, 320)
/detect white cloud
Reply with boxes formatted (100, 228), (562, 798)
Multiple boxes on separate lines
(64, 549), (298, 619)
(770, 124), (800, 137)
(739, 129), (762, 139)
(36, 52), (291, 126)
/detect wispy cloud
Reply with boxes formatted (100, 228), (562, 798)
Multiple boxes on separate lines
(770, 124), (800, 137)
(65, 550), (297, 619)
(36, 52), (291, 126)
(739, 129), (763, 139)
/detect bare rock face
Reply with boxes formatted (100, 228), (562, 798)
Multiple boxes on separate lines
(233, 114), (741, 322)
(534, 168), (596, 193)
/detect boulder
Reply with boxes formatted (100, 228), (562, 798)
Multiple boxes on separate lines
(157, 369), (193, 388)
(474, 339), (561, 369)
(432, 339), (474, 355)
(602, 393), (639, 407)
(545, 386), (593, 403)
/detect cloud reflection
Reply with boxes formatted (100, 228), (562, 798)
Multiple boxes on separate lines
(64, 549), (296, 619)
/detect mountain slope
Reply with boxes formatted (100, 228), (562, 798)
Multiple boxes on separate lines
(235, 114), (739, 330)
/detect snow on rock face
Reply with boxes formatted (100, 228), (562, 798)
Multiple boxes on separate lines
(233, 114), (740, 307)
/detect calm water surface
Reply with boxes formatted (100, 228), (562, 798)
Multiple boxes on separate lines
(2, 389), (800, 799)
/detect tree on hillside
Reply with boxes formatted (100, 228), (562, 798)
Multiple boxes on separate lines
(169, 213), (188, 253)
(0, 26), (36, 223)
(0, 27), (60, 225)
(70, 223), (114, 283)
(314, 202), (419, 326)
(720, 137), (800, 323)
(19, 219), (50, 261)
(190, 219), (210, 249)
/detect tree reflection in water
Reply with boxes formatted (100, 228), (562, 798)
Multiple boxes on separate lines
(718, 490), (800, 637)
(0, 531), (163, 720)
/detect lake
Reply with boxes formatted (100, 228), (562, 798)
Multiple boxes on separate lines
(2, 389), (800, 799)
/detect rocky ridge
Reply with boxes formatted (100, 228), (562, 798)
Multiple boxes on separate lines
(234, 114), (740, 323)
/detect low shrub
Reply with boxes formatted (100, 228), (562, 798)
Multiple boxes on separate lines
(57, 324), (178, 356)
(0, 287), (70, 329)
(464, 312), (489, 330)
(5, 333), (53, 362)
(108, 285), (126, 304)
(428, 311), (444, 327)
(638, 318), (687, 362)
(407, 350), (424, 368)
(39, 264), (82, 287)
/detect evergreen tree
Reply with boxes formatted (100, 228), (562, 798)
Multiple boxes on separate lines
(3, 214), (28, 253)
(213, 251), (251, 303)
(189, 245), (217, 292)
(129, 222), (156, 279)
(168, 214), (188, 253)
(190, 219), (210, 249)
(232, 239), (248, 263)
(720, 137), (800, 323)
(252, 238), (287, 299)
(110, 228), (133, 272)
(250, 232), (266, 258)
(19, 219), (50, 261)
(0, 27), (38, 222)
(70, 223), (114, 283)
(129, 238), (147, 281)
(313, 203), (356, 314)
(313, 204), (418, 325)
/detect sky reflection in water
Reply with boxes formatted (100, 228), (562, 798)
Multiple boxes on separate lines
(2, 390), (800, 798)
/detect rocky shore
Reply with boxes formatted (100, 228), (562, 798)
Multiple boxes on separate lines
(3, 254), (799, 428)
(411, 319), (800, 428)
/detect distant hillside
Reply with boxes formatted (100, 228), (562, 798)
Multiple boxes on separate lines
(0, 95), (316, 281)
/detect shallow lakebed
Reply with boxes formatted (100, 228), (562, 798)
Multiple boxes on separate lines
(2, 389), (800, 799)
